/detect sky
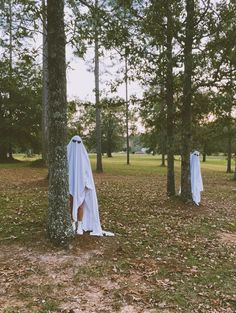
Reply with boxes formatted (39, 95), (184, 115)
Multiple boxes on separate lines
(66, 45), (143, 102)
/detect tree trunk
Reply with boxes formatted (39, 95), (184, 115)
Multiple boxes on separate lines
(202, 143), (206, 162)
(227, 63), (233, 173)
(47, 0), (73, 245)
(161, 153), (165, 167)
(125, 51), (130, 165)
(181, 0), (194, 201)
(8, 0), (13, 161)
(107, 123), (113, 157)
(166, 2), (175, 196)
(8, 144), (13, 160)
(94, 0), (103, 173)
(226, 134), (232, 173)
(0, 145), (8, 162)
(42, 0), (49, 165)
(233, 159), (236, 180)
(202, 153), (206, 162)
(107, 144), (112, 158)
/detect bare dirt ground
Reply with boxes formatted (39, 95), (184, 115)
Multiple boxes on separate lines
(218, 232), (236, 245)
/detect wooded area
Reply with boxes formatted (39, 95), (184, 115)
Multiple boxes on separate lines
(1, 1), (235, 166)
(0, 0), (236, 311)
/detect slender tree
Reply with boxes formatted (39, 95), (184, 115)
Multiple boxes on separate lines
(42, 0), (49, 165)
(0, 0), (40, 161)
(68, 0), (104, 172)
(47, 0), (73, 245)
(226, 64), (234, 173)
(165, 1), (175, 196)
(125, 48), (130, 165)
(94, 0), (103, 172)
(234, 154), (236, 180)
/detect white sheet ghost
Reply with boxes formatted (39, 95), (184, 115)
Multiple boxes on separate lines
(190, 151), (203, 205)
(67, 135), (114, 236)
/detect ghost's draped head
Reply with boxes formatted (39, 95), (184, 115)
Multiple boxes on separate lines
(67, 135), (85, 161)
(190, 151), (201, 167)
(69, 135), (82, 145)
(192, 150), (200, 157)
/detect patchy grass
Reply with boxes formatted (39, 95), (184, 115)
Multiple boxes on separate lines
(0, 155), (235, 313)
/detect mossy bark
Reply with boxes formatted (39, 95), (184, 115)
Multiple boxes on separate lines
(47, 0), (73, 245)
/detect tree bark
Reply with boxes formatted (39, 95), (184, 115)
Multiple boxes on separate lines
(181, 0), (194, 201)
(47, 0), (73, 245)
(226, 134), (232, 173)
(42, 0), (49, 165)
(125, 51), (130, 165)
(8, 144), (13, 160)
(161, 153), (165, 167)
(106, 119), (113, 157)
(166, 1), (175, 196)
(94, 0), (103, 172)
(0, 145), (8, 162)
(8, 0), (13, 161)
(202, 153), (206, 162)
(107, 143), (112, 157)
(233, 158), (236, 180)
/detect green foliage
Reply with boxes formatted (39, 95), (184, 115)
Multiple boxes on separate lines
(0, 0), (43, 161)
(0, 58), (42, 160)
(68, 97), (126, 156)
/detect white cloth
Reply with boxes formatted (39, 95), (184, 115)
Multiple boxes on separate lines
(190, 151), (203, 205)
(67, 135), (114, 236)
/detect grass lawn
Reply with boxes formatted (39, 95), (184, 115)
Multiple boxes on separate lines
(0, 154), (235, 313)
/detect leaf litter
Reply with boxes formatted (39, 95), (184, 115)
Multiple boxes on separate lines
(0, 164), (236, 312)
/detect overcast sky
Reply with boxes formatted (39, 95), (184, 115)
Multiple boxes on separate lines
(66, 44), (143, 102)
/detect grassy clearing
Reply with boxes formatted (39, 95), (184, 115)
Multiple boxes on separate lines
(0, 154), (235, 312)
(89, 153), (230, 175)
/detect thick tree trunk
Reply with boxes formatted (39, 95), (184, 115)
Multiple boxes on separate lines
(47, 0), (73, 245)
(166, 2), (175, 196)
(94, 0), (103, 173)
(181, 0), (194, 201)
(42, 0), (49, 165)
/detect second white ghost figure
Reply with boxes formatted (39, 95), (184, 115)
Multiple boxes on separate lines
(67, 135), (114, 236)
(190, 150), (203, 205)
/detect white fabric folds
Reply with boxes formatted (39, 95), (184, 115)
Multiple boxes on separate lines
(67, 135), (114, 236)
(190, 151), (203, 205)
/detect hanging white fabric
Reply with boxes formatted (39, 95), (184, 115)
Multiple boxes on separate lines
(67, 135), (114, 236)
(190, 151), (203, 205)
